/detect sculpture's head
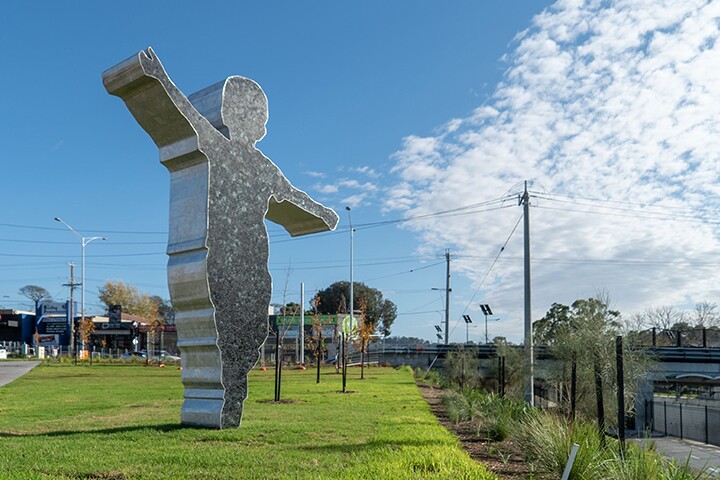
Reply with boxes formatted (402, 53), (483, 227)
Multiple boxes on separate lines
(221, 76), (268, 144)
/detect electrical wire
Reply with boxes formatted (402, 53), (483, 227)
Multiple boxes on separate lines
(448, 213), (523, 341)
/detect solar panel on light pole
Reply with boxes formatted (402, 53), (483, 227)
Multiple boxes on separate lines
(462, 315), (472, 344)
(480, 304), (492, 344)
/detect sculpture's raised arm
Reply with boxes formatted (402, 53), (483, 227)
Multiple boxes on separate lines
(102, 48), (215, 151)
(267, 179), (339, 236)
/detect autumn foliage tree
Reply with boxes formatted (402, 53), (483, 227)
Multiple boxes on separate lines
(98, 281), (172, 355)
(305, 296), (327, 384)
(352, 298), (375, 379)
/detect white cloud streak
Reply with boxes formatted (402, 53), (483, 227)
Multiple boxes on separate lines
(386, 0), (720, 339)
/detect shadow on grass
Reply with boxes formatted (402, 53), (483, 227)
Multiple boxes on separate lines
(0, 423), (188, 438)
(299, 437), (447, 453)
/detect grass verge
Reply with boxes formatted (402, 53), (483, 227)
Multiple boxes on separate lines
(0, 364), (496, 479)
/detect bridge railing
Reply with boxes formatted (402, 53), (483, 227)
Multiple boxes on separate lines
(628, 327), (720, 348)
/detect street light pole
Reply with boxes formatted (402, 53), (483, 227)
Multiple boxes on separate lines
(54, 217), (107, 356)
(344, 206), (354, 394)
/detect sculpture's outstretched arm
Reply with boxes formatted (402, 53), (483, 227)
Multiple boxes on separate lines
(103, 48), (217, 149)
(267, 179), (339, 236)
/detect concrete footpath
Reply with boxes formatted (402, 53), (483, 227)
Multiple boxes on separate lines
(634, 436), (720, 477)
(0, 361), (40, 387)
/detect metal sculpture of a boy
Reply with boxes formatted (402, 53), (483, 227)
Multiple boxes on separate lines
(103, 48), (338, 428)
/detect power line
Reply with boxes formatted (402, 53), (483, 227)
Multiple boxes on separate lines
(448, 213), (523, 341)
(0, 252), (165, 259)
(532, 191), (714, 215)
(533, 196), (720, 224)
(0, 237), (167, 245)
(360, 260), (446, 282)
(0, 195), (511, 240)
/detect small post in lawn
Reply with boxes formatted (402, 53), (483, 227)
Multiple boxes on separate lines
(274, 326), (281, 401)
(316, 329), (322, 384)
(342, 333), (347, 393)
(360, 338), (365, 380)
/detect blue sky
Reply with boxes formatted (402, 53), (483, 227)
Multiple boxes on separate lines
(4, 1), (720, 343)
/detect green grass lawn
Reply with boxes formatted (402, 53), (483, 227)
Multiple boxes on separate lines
(0, 363), (495, 479)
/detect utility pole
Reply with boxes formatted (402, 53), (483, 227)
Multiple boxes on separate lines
(521, 181), (534, 405)
(445, 250), (451, 345)
(62, 262), (80, 355)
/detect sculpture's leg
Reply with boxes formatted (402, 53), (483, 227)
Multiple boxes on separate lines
(206, 211), (271, 428)
(218, 287), (270, 428)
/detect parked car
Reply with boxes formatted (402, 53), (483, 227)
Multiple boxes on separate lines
(144, 350), (181, 361)
(121, 351), (147, 360)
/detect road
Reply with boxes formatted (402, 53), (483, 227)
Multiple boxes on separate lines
(0, 361), (40, 387)
(633, 436), (720, 478)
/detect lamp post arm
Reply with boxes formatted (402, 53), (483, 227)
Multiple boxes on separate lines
(54, 217), (82, 242)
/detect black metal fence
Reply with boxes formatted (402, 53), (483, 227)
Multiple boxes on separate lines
(647, 399), (720, 446)
(630, 327), (720, 348)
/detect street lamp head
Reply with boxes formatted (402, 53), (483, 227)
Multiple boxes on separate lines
(53, 217), (61, 222)
(345, 206), (351, 211)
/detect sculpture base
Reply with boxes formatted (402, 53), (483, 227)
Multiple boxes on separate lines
(180, 388), (225, 428)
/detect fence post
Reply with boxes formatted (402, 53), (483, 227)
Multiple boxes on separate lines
(679, 403), (683, 440)
(664, 401), (667, 436)
(571, 360), (577, 422)
(649, 399), (655, 431)
(616, 336), (625, 450)
(652, 327), (656, 346)
(703, 328), (707, 349)
(677, 331), (682, 348)
(705, 405), (709, 444)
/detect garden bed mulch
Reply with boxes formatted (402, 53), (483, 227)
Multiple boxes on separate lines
(417, 383), (534, 480)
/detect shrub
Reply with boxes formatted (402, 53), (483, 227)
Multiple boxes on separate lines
(511, 414), (608, 479)
(603, 441), (712, 480)
(442, 388), (533, 441)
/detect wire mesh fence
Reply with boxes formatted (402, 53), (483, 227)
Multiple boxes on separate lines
(648, 399), (720, 446)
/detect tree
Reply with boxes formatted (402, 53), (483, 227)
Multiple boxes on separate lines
(306, 296), (327, 384)
(280, 302), (301, 316)
(19, 285), (52, 304)
(315, 281), (397, 335)
(150, 295), (175, 324)
(534, 296), (651, 429)
(533, 303), (571, 346)
(352, 297), (375, 379)
(98, 281), (166, 357)
(97, 280), (161, 321)
(694, 301), (719, 328)
(642, 305), (687, 331)
(77, 318), (95, 352)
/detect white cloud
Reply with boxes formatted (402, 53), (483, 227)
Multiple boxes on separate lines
(338, 179), (378, 192)
(316, 184), (339, 194)
(341, 193), (367, 208)
(352, 166), (380, 178)
(305, 170), (326, 178)
(386, 0), (720, 340)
